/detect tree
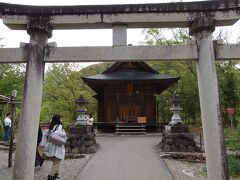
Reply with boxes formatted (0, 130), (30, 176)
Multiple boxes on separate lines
(142, 28), (240, 126)
(0, 37), (25, 139)
(41, 63), (111, 128)
(142, 28), (201, 125)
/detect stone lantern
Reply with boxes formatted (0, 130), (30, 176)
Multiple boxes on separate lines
(75, 93), (89, 126)
(169, 92), (183, 126)
(65, 93), (98, 154)
(159, 92), (201, 153)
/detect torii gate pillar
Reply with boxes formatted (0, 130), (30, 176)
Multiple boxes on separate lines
(189, 16), (229, 180)
(13, 17), (52, 180)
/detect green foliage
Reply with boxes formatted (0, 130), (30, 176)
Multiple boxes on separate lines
(225, 126), (240, 151)
(0, 63), (25, 135)
(142, 28), (240, 126)
(0, 28), (239, 131)
(41, 63), (111, 128)
(0, 121), (3, 140)
(202, 155), (240, 177)
(143, 28), (201, 125)
(217, 61), (240, 127)
(227, 155), (240, 176)
(0, 64), (25, 98)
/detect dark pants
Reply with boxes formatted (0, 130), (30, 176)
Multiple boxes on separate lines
(35, 145), (44, 167)
(87, 125), (94, 132)
(3, 126), (11, 144)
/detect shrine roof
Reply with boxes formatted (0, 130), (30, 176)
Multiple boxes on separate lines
(82, 71), (179, 82)
(82, 62), (180, 94)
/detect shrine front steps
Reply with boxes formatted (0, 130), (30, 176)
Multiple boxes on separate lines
(115, 124), (146, 135)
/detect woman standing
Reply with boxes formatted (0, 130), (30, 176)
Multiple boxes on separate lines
(40, 114), (67, 180)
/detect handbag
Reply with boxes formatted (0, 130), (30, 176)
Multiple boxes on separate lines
(48, 125), (66, 146)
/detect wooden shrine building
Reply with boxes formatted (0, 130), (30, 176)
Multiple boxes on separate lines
(82, 62), (179, 132)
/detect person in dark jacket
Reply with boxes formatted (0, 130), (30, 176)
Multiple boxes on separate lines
(35, 125), (44, 167)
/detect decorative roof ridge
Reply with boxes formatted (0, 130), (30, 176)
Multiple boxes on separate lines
(103, 62), (158, 74)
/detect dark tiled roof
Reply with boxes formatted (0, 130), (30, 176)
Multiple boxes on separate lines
(83, 71), (178, 81)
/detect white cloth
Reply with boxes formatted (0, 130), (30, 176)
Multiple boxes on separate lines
(4, 117), (11, 127)
(40, 124), (67, 160)
(87, 117), (94, 126)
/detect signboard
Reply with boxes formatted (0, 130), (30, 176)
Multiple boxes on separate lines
(227, 108), (235, 115)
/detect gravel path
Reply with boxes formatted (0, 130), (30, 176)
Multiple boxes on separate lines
(163, 159), (206, 180)
(76, 136), (173, 180)
(0, 149), (92, 180)
(0, 135), (207, 180)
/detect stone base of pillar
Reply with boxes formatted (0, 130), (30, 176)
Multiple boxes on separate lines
(65, 125), (99, 154)
(159, 125), (201, 153)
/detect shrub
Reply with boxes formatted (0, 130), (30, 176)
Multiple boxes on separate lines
(225, 127), (240, 151)
(228, 155), (240, 176)
(0, 122), (3, 141)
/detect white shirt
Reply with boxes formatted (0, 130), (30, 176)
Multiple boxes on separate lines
(87, 117), (94, 126)
(40, 124), (67, 160)
(4, 117), (11, 127)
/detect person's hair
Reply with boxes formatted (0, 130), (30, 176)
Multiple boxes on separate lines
(49, 114), (62, 130)
(89, 114), (92, 118)
(6, 112), (10, 117)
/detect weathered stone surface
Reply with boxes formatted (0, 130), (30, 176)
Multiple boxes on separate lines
(69, 125), (87, 134)
(160, 125), (201, 153)
(179, 144), (187, 152)
(187, 146), (195, 152)
(77, 139), (84, 147)
(189, 16), (215, 36)
(163, 145), (171, 152)
(171, 144), (178, 152)
(165, 132), (194, 141)
(71, 139), (78, 148)
(175, 139), (182, 146)
(86, 146), (97, 154)
(65, 140), (71, 147)
(165, 139), (174, 145)
(65, 146), (72, 154)
(27, 16), (53, 38)
(165, 125), (189, 133)
(72, 147), (80, 154)
(85, 140), (94, 147)
(80, 145), (87, 154)
(66, 125), (98, 155)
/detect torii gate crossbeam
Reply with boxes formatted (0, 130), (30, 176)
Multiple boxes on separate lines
(1, 1), (240, 180)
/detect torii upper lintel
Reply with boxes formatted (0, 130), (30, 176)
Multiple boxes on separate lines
(0, 0), (240, 30)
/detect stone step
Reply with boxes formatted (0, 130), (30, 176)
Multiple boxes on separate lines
(116, 125), (146, 128)
(115, 132), (146, 135)
(115, 128), (146, 131)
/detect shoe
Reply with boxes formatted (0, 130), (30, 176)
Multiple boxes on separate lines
(35, 161), (40, 167)
(53, 173), (60, 179)
(39, 159), (44, 167)
(47, 175), (55, 180)
(3, 142), (9, 146)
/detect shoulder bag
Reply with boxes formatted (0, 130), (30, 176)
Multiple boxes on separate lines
(48, 125), (66, 146)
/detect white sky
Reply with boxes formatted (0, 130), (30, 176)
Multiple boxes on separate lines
(0, 0), (239, 69)
(0, 0), (193, 69)
(0, 0), (210, 48)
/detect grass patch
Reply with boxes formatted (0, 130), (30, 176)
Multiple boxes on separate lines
(225, 127), (240, 151)
(202, 156), (240, 177)
(228, 155), (240, 177)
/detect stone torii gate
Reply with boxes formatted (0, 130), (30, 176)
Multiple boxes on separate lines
(0, 1), (240, 180)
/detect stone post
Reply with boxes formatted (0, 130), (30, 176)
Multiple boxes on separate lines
(112, 25), (127, 46)
(189, 16), (229, 180)
(13, 16), (52, 180)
